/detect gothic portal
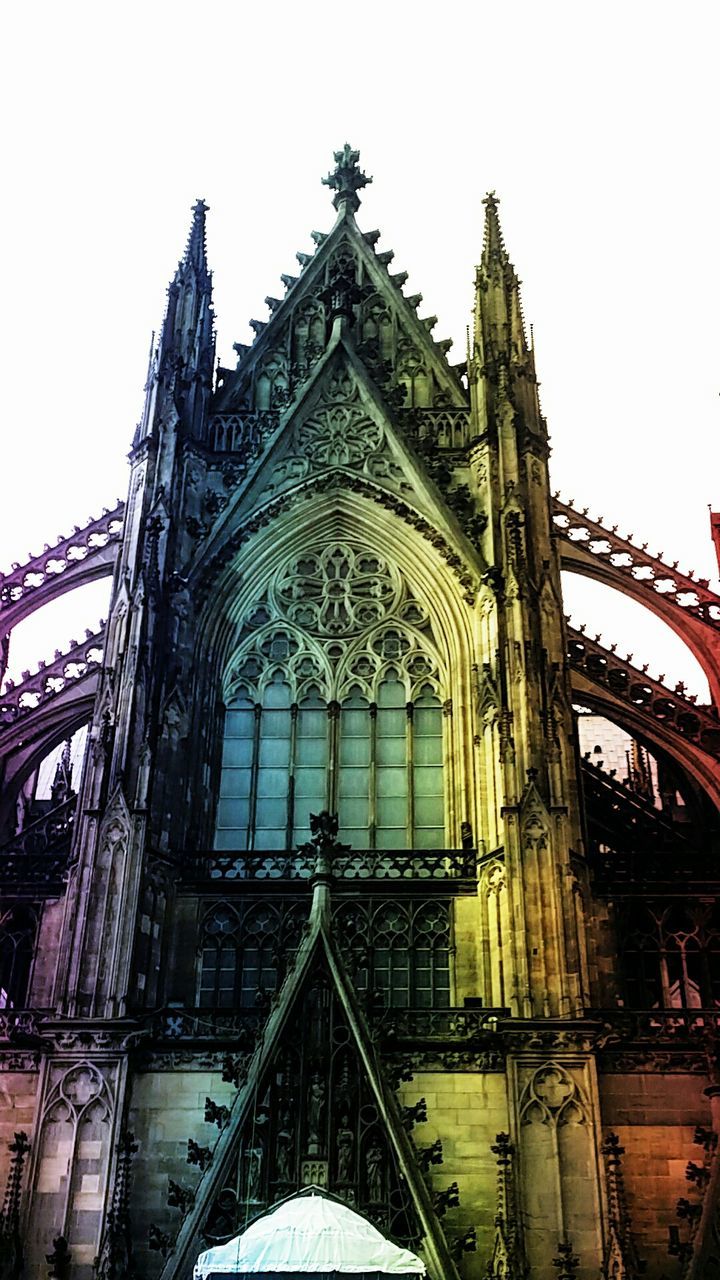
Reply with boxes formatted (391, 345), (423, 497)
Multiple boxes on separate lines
(2, 146), (720, 1280)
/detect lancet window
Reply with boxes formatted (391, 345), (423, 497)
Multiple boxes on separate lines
(334, 899), (451, 1008)
(214, 545), (447, 853)
(620, 901), (720, 1009)
(198, 900), (308, 1008)
(0, 904), (37, 1008)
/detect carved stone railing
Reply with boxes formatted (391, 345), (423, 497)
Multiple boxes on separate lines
(371, 1006), (508, 1042)
(208, 411), (280, 455)
(138, 1004), (507, 1048)
(0, 795), (77, 858)
(186, 847), (477, 885)
(142, 1007), (267, 1042)
(0, 505), (123, 632)
(0, 1009), (44, 1043)
(0, 628), (104, 728)
(590, 1008), (720, 1042)
(0, 846), (68, 894)
(568, 623), (720, 756)
(553, 495), (720, 630)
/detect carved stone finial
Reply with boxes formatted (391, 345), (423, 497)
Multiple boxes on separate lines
(600, 1132), (644, 1278)
(93, 1130), (138, 1280)
(299, 810), (350, 881)
(46, 1237), (72, 1280)
(0, 1131), (30, 1280)
(322, 144), (372, 213)
(552, 1241), (580, 1278)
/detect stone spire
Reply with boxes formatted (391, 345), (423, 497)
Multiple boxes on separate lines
(181, 198), (211, 287)
(472, 191), (543, 444)
(322, 143), (372, 214)
(155, 198), (215, 439)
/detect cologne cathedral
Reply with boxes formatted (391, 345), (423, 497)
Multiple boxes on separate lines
(2, 146), (720, 1280)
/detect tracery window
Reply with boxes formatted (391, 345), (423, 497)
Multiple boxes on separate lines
(215, 546), (446, 853)
(0, 905), (37, 1008)
(334, 899), (451, 1008)
(621, 901), (720, 1009)
(198, 900), (308, 1009)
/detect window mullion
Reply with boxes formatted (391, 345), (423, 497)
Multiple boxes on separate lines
(369, 703), (377, 850)
(406, 700), (414, 849)
(286, 704), (299, 850)
(247, 705), (262, 850)
(328, 701), (340, 812)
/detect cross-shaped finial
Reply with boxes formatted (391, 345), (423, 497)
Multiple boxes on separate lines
(322, 144), (372, 213)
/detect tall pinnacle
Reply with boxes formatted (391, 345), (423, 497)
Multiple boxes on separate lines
(481, 191), (511, 272)
(180, 198), (211, 286)
(322, 144), (372, 214)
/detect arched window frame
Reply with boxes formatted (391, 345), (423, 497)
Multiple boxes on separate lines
(198, 900), (308, 1008)
(0, 904), (39, 1009)
(214, 589), (448, 854)
(333, 899), (452, 1009)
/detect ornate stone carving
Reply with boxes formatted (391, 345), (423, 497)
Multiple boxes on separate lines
(274, 543), (399, 635)
(519, 1063), (587, 1127)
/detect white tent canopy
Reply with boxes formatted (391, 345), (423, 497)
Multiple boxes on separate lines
(193, 1188), (426, 1278)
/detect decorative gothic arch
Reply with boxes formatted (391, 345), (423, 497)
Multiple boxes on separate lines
(186, 492), (478, 851)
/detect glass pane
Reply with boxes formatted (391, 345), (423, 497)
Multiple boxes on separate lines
(263, 709), (292, 737)
(377, 709), (406, 736)
(264, 681), (292, 709)
(255, 795), (287, 826)
(415, 795), (444, 825)
(376, 736), (405, 766)
(377, 768), (407, 798)
(258, 736), (291, 767)
(377, 678), (405, 708)
(296, 735), (327, 766)
(340, 827), (369, 849)
(257, 768), (290, 798)
(342, 709), (369, 736)
(224, 709), (255, 736)
(414, 826), (444, 849)
(338, 797), (369, 827)
(413, 767), (443, 798)
(221, 736), (254, 767)
(377, 827), (406, 849)
(414, 707), (442, 735)
(339, 735), (370, 766)
(294, 767), (326, 798)
(219, 768), (252, 798)
(214, 829), (248, 851)
(216, 797), (250, 829)
(297, 709), (327, 737)
(253, 829), (285, 850)
(339, 768), (369, 798)
(412, 736), (443, 766)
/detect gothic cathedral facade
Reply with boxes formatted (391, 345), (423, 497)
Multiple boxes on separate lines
(2, 146), (720, 1280)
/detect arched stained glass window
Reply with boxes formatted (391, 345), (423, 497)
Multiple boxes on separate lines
(215, 679), (329, 851)
(214, 614), (447, 853)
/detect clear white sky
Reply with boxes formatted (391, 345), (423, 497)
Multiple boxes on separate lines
(1, 1), (718, 699)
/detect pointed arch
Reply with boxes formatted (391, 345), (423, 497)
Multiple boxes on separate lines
(190, 491), (476, 852)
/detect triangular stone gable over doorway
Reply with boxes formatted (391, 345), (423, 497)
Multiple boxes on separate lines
(156, 817), (462, 1280)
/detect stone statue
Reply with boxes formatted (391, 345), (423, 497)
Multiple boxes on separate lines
(307, 1072), (326, 1154)
(366, 1140), (384, 1204)
(336, 1115), (354, 1182)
